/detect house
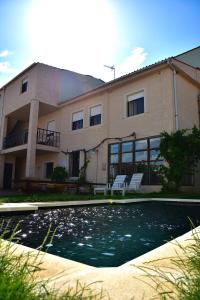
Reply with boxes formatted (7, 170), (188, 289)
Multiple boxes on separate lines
(0, 46), (200, 191)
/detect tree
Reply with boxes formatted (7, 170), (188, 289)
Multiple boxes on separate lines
(159, 127), (200, 192)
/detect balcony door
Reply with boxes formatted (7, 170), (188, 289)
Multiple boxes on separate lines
(70, 151), (80, 177)
(47, 120), (56, 132)
(3, 163), (13, 189)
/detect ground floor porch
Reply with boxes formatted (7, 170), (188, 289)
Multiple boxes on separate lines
(0, 134), (199, 193)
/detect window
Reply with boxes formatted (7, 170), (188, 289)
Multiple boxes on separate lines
(72, 111), (83, 130)
(45, 162), (54, 178)
(110, 143), (119, 164)
(21, 79), (28, 93)
(90, 105), (101, 126)
(47, 120), (56, 131)
(122, 142), (133, 163)
(127, 91), (144, 117)
(108, 136), (163, 185)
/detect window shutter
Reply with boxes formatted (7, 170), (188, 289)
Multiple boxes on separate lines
(72, 111), (83, 122)
(90, 105), (101, 116)
(127, 91), (144, 102)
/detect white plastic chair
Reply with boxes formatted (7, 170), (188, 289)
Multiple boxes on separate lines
(122, 173), (143, 196)
(94, 175), (127, 196)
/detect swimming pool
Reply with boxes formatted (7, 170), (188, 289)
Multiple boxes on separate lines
(0, 201), (200, 267)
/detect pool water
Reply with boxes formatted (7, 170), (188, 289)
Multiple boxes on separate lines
(0, 202), (200, 267)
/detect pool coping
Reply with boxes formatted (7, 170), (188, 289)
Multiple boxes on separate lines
(0, 197), (199, 212)
(0, 198), (200, 299)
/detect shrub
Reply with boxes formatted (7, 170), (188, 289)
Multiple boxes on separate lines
(51, 167), (68, 182)
(159, 127), (200, 192)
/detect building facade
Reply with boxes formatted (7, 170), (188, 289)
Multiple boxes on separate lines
(0, 47), (200, 191)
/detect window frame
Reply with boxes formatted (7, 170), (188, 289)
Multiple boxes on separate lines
(21, 78), (28, 94)
(108, 135), (163, 185)
(89, 104), (102, 127)
(126, 91), (144, 118)
(47, 120), (56, 132)
(71, 111), (84, 131)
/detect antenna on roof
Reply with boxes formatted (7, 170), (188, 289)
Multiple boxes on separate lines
(104, 65), (115, 79)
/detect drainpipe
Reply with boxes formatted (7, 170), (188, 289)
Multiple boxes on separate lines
(173, 68), (179, 130)
(168, 60), (179, 130)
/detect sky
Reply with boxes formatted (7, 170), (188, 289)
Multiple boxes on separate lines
(0, 0), (199, 88)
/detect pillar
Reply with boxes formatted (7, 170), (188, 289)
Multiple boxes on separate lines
(25, 99), (39, 178)
(0, 155), (5, 188)
(0, 116), (7, 188)
(0, 116), (7, 150)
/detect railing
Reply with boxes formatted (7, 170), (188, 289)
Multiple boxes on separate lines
(3, 128), (60, 149)
(37, 128), (60, 147)
(3, 130), (28, 149)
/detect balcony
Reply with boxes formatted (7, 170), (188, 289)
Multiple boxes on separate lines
(37, 128), (60, 148)
(3, 128), (60, 149)
(3, 130), (28, 149)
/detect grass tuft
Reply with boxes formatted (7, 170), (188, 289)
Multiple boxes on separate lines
(0, 227), (105, 300)
(137, 227), (200, 299)
(0, 191), (200, 203)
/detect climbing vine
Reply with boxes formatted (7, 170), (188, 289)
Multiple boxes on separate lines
(159, 127), (200, 192)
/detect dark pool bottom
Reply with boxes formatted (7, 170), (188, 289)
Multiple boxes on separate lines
(0, 201), (200, 267)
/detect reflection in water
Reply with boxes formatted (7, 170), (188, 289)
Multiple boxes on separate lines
(0, 202), (200, 267)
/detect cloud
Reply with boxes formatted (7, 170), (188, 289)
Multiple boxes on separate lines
(116, 47), (148, 78)
(0, 50), (12, 58)
(0, 62), (17, 74)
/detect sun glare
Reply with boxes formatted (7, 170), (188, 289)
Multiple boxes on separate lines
(27, 0), (117, 79)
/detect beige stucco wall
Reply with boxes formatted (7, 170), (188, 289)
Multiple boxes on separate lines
(35, 64), (61, 106)
(1, 61), (200, 190)
(173, 59), (200, 84)
(176, 75), (200, 191)
(177, 74), (199, 129)
(107, 68), (175, 138)
(33, 67), (175, 184)
(18, 66), (199, 187)
(2, 67), (38, 116)
(35, 153), (61, 179)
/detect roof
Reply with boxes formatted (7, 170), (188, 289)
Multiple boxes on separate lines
(59, 58), (170, 105)
(175, 45), (200, 58)
(1, 45), (199, 100)
(59, 45), (200, 105)
(0, 62), (105, 92)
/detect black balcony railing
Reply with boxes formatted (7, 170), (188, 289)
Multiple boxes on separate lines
(3, 128), (60, 149)
(37, 128), (60, 147)
(3, 130), (28, 149)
